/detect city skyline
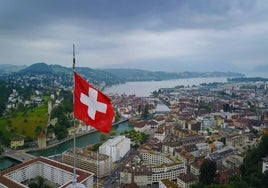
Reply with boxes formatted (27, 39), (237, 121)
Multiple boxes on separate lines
(0, 0), (268, 72)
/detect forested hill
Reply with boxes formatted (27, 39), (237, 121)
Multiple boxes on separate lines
(101, 68), (245, 82)
(0, 63), (124, 86)
(0, 63), (245, 86)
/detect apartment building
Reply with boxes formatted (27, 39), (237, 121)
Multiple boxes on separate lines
(0, 157), (93, 188)
(177, 172), (198, 188)
(62, 148), (112, 178)
(120, 150), (186, 186)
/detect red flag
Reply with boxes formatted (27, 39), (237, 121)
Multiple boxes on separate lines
(74, 72), (114, 133)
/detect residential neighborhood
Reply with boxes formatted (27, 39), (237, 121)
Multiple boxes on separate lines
(108, 80), (268, 187)
(1, 70), (268, 187)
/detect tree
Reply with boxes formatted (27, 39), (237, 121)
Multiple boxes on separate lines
(53, 124), (67, 140)
(110, 130), (116, 136)
(132, 143), (139, 150)
(0, 81), (11, 117)
(28, 176), (51, 188)
(223, 103), (231, 112)
(0, 145), (4, 155)
(190, 183), (203, 188)
(140, 132), (149, 144)
(28, 182), (38, 188)
(256, 134), (268, 158)
(198, 102), (212, 111)
(37, 176), (44, 187)
(17, 103), (26, 112)
(60, 89), (73, 112)
(47, 124), (54, 133)
(138, 104), (141, 115)
(200, 159), (217, 185)
(142, 104), (149, 119)
(228, 175), (249, 188)
(6, 120), (12, 130)
(100, 133), (107, 141)
(261, 170), (268, 187)
(239, 135), (268, 187)
(35, 125), (43, 136)
(92, 142), (102, 151)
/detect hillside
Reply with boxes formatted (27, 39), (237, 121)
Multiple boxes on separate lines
(1, 63), (245, 87)
(101, 68), (245, 82)
(19, 62), (53, 74)
(1, 63), (124, 87)
(0, 64), (26, 75)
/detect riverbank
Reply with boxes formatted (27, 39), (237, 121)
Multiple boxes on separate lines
(26, 119), (128, 153)
(1, 120), (133, 170)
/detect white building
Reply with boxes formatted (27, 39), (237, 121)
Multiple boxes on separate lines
(0, 157), (94, 188)
(99, 136), (131, 162)
(201, 116), (216, 130)
(213, 141), (224, 150)
(154, 128), (166, 142)
(120, 150), (186, 186)
(262, 156), (268, 173)
(196, 143), (210, 157)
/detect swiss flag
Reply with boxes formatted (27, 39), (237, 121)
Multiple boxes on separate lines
(74, 72), (114, 133)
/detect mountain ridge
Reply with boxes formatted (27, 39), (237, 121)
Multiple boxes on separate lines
(0, 63), (246, 86)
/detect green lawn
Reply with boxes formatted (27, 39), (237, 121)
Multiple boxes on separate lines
(0, 117), (12, 138)
(0, 104), (48, 140)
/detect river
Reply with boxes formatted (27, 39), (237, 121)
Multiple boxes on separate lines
(0, 158), (20, 171)
(29, 121), (133, 157)
(0, 122), (132, 170)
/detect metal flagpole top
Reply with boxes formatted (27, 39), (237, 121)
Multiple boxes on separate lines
(73, 44), (76, 70)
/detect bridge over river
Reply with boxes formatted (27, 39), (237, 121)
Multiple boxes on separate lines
(2, 148), (36, 162)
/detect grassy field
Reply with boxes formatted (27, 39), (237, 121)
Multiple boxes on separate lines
(0, 104), (48, 140)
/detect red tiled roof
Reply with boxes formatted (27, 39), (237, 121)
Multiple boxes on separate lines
(0, 175), (24, 188)
(178, 172), (197, 183)
(191, 159), (205, 168)
(133, 121), (146, 128)
(155, 116), (165, 122)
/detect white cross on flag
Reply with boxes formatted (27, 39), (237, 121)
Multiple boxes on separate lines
(74, 72), (114, 133)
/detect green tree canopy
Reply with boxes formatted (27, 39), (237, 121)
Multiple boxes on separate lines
(53, 123), (67, 140)
(35, 125), (43, 136)
(200, 159), (217, 186)
(240, 134), (268, 187)
(142, 104), (149, 119)
(100, 133), (107, 141)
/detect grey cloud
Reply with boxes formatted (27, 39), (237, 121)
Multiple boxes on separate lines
(0, 0), (267, 71)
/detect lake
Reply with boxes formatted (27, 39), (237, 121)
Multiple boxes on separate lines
(104, 77), (228, 97)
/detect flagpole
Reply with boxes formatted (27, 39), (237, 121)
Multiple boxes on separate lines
(97, 148), (99, 188)
(72, 44), (77, 185)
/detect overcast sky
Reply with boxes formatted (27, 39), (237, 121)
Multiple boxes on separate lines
(0, 0), (267, 72)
